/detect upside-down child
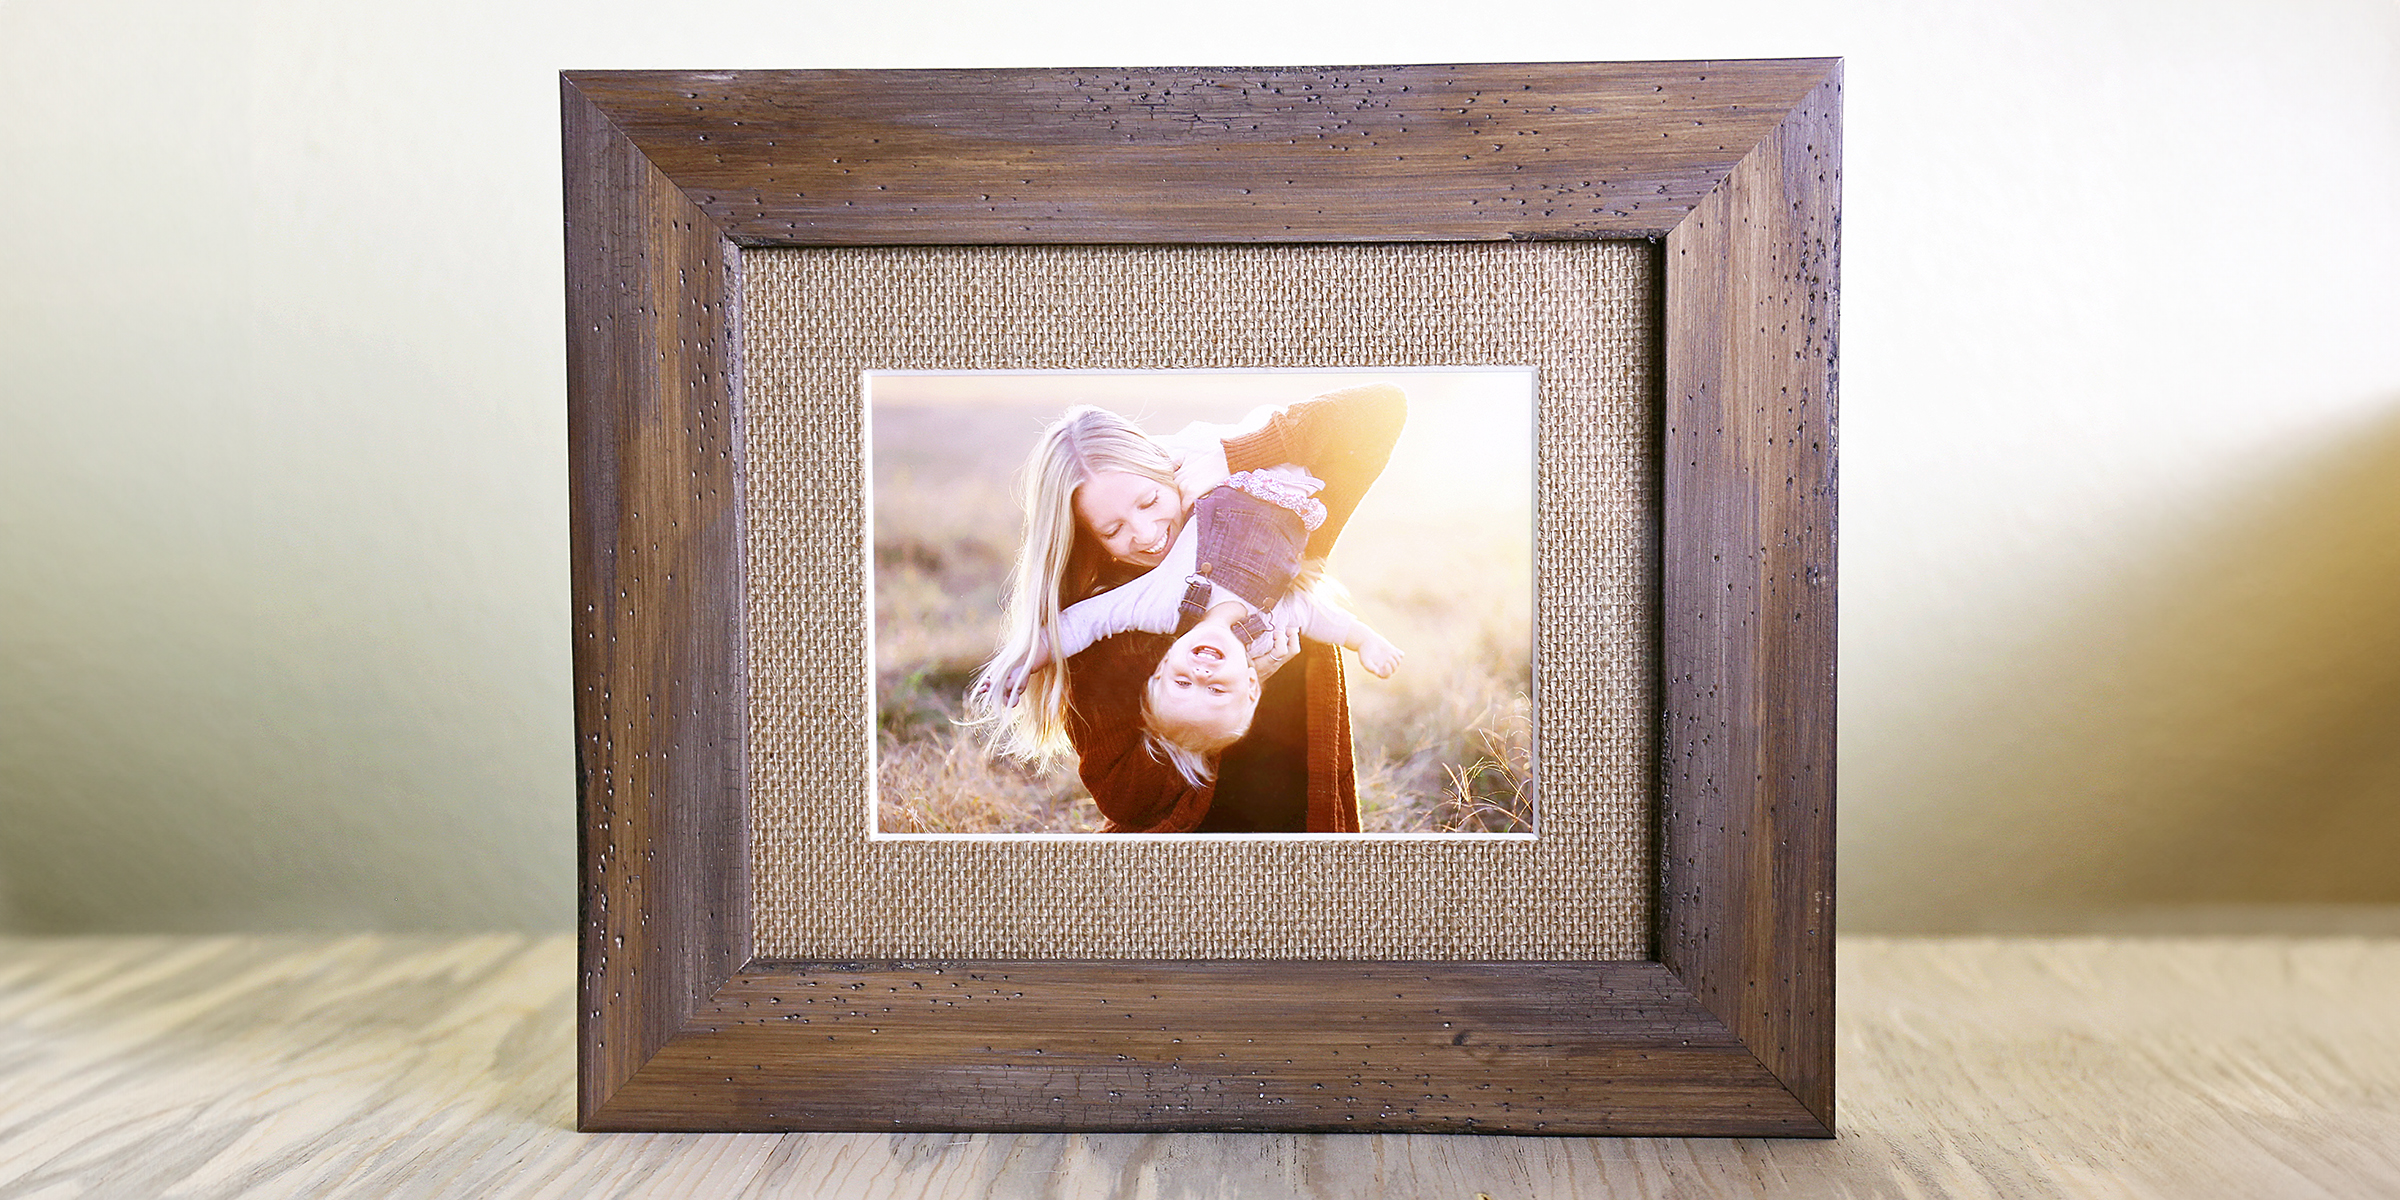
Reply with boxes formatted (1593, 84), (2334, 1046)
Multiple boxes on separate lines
(1001, 464), (1404, 785)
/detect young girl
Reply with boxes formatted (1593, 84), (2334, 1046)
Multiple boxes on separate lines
(965, 383), (1407, 833)
(997, 463), (1405, 785)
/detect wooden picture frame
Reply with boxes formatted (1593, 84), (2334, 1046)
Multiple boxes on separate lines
(566, 60), (1839, 1135)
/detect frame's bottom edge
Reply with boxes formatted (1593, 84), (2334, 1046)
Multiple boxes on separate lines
(578, 1116), (1835, 1138)
(581, 955), (1832, 1138)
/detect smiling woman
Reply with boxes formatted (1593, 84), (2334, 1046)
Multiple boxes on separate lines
(1073, 469), (1181, 567)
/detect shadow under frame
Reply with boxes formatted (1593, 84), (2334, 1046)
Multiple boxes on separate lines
(565, 59), (1840, 1135)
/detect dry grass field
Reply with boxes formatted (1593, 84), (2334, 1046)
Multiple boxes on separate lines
(869, 371), (1535, 835)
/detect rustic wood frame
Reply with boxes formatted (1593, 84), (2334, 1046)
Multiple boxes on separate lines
(567, 60), (1839, 1135)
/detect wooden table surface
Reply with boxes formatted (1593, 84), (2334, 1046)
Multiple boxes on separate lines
(1, 935), (2394, 1198)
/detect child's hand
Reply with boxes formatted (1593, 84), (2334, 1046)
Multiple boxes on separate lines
(1247, 624), (1302, 680)
(1356, 631), (1404, 679)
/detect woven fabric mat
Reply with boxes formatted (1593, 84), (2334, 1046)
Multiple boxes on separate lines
(745, 242), (1655, 960)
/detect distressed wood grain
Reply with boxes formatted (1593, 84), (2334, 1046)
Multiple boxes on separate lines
(565, 62), (1836, 245)
(1659, 63), (1841, 1125)
(4, 936), (2395, 1198)
(591, 960), (1811, 1135)
(565, 76), (750, 1121)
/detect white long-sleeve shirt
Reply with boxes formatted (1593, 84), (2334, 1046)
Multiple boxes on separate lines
(1052, 466), (1361, 661)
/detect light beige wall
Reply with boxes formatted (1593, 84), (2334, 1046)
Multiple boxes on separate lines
(2, 0), (2394, 932)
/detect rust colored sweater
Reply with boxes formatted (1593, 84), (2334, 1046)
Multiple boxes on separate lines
(1062, 383), (1407, 833)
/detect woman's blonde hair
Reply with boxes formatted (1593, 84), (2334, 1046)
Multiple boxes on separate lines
(964, 406), (1177, 763)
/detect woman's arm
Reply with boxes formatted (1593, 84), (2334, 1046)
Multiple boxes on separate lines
(1218, 383), (1407, 558)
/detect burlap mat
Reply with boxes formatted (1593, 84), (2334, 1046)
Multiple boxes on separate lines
(745, 242), (1655, 959)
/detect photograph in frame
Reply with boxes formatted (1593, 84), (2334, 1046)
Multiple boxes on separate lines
(866, 369), (1537, 837)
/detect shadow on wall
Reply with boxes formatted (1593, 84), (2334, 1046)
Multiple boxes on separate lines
(1847, 406), (2400, 932)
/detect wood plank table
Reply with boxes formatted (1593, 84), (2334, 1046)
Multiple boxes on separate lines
(2, 936), (2394, 1197)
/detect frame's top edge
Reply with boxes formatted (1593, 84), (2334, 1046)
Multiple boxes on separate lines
(562, 58), (1840, 84)
(563, 57), (1837, 259)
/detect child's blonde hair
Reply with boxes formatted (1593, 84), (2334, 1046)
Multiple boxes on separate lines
(965, 406), (1178, 763)
(1139, 681), (1253, 788)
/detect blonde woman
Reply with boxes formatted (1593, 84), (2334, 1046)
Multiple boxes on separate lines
(966, 383), (1407, 833)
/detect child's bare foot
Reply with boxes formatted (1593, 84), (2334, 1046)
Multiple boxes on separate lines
(1357, 632), (1404, 679)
